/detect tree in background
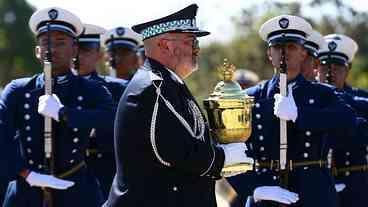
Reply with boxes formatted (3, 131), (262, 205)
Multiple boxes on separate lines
(0, 0), (37, 87)
(187, 0), (368, 102)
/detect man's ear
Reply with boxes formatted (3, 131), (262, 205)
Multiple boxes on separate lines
(266, 47), (272, 63)
(301, 48), (308, 61)
(157, 39), (169, 53)
(35, 46), (42, 60)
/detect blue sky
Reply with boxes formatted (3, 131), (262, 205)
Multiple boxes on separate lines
(26, 0), (367, 43)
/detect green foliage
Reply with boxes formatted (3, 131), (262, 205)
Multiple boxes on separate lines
(187, 0), (368, 102)
(0, 0), (37, 86)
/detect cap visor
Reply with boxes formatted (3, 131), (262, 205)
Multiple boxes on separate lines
(269, 37), (305, 47)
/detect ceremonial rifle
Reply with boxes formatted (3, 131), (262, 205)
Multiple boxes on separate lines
(43, 23), (55, 207)
(279, 40), (289, 200)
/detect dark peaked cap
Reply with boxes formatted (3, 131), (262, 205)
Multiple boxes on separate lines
(132, 4), (209, 40)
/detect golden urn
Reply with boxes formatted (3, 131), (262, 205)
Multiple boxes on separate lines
(203, 60), (254, 175)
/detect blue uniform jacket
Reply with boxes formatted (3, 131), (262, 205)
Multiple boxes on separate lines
(84, 71), (128, 151)
(83, 71), (128, 198)
(228, 74), (356, 207)
(330, 87), (368, 207)
(0, 72), (115, 207)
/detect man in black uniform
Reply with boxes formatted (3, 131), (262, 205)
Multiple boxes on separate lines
(104, 4), (253, 207)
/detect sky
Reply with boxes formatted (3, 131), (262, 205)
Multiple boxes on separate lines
(26, 0), (368, 44)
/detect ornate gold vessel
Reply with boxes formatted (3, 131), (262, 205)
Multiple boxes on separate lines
(203, 60), (254, 175)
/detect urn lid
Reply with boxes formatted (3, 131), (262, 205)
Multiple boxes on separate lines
(209, 60), (245, 99)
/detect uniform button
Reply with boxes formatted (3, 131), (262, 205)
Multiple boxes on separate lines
(97, 153), (103, 158)
(261, 157), (266, 161)
(346, 152), (350, 156)
(256, 172), (261, 175)
(345, 161), (350, 166)
(259, 135), (264, 141)
(25, 126), (31, 131)
(73, 138), (79, 143)
(28, 160), (34, 165)
(26, 137), (32, 142)
(305, 131), (311, 136)
(24, 114), (30, 120)
(77, 96), (84, 101)
(303, 166), (309, 170)
(260, 146), (265, 151)
(308, 99), (314, 104)
(72, 149), (77, 153)
(173, 186), (178, 191)
(255, 103), (260, 108)
(70, 160), (74, 164)
(262, 168), (267, 173)
(305, 142), (311, 148)
(38, 165), (43, 169)
(73, 128), (79, 132)
(24, 103), (30, 109)
(345, 171), (350, 176)
(77, 106), (82, 110)
(25, 93), (31, 98)
(257, 124), (263, 130)
(26, 148), (32, 153)
(303, 153), (309, 158)
(256, 114), (261, 119)
(273, 176), (277, 180)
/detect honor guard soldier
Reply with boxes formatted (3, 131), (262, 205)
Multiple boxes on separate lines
(1, 7), (116, 207)
(229, 15), (358, 207)
(318, 34), (368, 96)
(78, 23), (128, 199)
(104, 4), (253, 207)
(301, 30), (324, 81)
(317, 34), (368, 207)
(101, 27), (142, 80)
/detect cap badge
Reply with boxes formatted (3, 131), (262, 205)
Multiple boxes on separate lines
(328, 41), (337, 51)
(48, 9), (58, 20)
(279, 18), (289, 29)
(116, 27), (125, 36)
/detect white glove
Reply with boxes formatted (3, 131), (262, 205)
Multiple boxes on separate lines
(38, 94), (64, 121)
(25, 171), (74, 190)
(335, 183), (346, 192)
(220, 143), (254, 166)
(274, 84), (298, 122)
(253, 186), (299, 204)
